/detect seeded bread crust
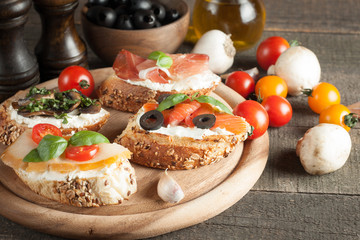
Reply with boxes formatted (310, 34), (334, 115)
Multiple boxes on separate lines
(115, 114), (249, 170)
(0, 98), (110, 145)
(14, 160), (137, 207)
(97, 74), (217, 113)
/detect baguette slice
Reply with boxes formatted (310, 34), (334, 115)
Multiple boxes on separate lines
(115, 104), (250, 170)
(97, 50), (221, 113)
(0, 90), (110, 145)
(98, 73), (218, 113)
(1, 130), (137, 207)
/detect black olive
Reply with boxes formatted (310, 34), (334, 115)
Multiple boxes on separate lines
(157, 94), (171, 103)
(87, 0), (109, 7)
(107, 0), (129, 8)
(140, 110), (164, 130)
(86, 6), (101, 23)
(133, 9), (156, 29)
(193, 114), (216, 129)
(129, 0), (152, 12)
(114, 5), (128, 15)
(95, 6), (117, 27)
(151, 3), (166, 21)
(114, 14), (134, 30)
(154, 20), (162, 28)
(164, 8), (180, 24)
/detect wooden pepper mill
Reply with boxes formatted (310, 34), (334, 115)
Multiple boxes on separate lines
(33, 0), (88, 81)
(0, 0), (40, 102)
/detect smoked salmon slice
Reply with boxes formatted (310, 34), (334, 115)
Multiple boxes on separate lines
(211, 113), (249, 135)
(184, 102), (215, 127)
(166, 100), (201, 126)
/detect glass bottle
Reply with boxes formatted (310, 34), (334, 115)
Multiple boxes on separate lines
(192, 0), (266, 51)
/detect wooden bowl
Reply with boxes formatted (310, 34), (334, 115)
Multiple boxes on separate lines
(81, 0), (190, 65)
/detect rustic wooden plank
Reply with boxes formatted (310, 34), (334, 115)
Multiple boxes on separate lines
(1, 191), (359, 239)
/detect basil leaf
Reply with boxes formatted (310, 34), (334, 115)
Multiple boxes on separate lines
(148, 51), (173, 69)
(148, 51), (163, 60)
(157, 55), (173, 68)
(23, 149), (43, 162)
(195, 95), (233, 115)
(37, 135), (68, 161)
(156, 93), (189, 112)
(69, 131), (110, 146)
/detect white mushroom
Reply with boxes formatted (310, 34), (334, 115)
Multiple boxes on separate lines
(296, 123), (352, 175)
(268, 46), (321, 96)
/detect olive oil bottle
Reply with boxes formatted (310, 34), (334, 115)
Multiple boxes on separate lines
(191, 0), (266, 51)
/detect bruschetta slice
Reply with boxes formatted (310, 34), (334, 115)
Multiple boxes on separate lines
(0, 87), (110, 145)
(116, 94), (251, 170)
(98, 50), (221, 113)
(1, 126), (136, 207)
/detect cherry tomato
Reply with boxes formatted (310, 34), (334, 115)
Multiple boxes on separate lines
(58, 66), (95, 97)
(65, 144), (100, 161)
(255, 75), (288, 99)
(233, 100), (269, 139)
(319, 104), (356, 132)
(225, 71), (255, 99)
(306, 82), (341, 114)
(261, 95), (292, 127)
(256, 36), (290, 71)
(32, 123), (62, 144)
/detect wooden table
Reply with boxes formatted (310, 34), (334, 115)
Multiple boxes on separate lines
(0, 0), (359, 239)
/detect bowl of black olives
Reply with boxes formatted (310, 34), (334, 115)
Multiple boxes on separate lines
(81, 0), (190, 65)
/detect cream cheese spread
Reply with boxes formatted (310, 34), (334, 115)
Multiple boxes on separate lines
(8, 105), (109, 129)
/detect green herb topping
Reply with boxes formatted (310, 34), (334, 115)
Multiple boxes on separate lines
(148, 51), (173, 69)
(156, 93), (233, 115)
(23, 130), (110, 163)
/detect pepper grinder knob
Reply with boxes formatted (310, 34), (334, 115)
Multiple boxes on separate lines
(33, 0), (88, 81)
(0, 0), (40, 102)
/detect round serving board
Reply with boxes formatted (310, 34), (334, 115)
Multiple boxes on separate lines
(0, 68), (269, 239)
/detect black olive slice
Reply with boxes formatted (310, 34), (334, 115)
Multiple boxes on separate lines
(193, 114), (216, 129)
(140, 110), (164, 130)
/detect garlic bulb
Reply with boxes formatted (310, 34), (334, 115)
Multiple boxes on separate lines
(192, 29), (236, 74)
(157, 169), (184, 203)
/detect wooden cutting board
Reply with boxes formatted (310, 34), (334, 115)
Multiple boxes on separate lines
(0, 68), (269, 239)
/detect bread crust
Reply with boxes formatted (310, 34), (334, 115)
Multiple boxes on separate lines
(14, 160), (137, 207)
(98, 74), (217, 113)
(115, 114), (249, 170)
(0, 98), (110, 145)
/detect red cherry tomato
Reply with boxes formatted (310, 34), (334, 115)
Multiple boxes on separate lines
(261, 95), (293, 127)
(65, 144), (99, 161)
(32, 123), (62, 144)
(233, 100), (269, 139)
(58, 66), (95, 97)
(225, 71), (255, 99)
(256, 36), (290, 71)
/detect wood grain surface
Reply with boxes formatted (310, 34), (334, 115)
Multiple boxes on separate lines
(0, 0), (359, 239)
(0, 69), (268, 239)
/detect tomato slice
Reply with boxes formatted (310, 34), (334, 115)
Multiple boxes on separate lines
(65, 144), (99, 162)
(32, 123), (62, 144)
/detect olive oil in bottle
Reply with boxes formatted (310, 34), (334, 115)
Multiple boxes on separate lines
(192, 0), (266, 51)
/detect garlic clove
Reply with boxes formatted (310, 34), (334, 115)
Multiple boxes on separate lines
(157, 169), (184, 203)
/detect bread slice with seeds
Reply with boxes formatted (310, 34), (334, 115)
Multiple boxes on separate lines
(1, 129), (137, 207)
(115, 98), (250, 170)
(0, 88), (110, 145)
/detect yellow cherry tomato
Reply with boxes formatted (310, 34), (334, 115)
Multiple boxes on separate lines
(319, 104), (352, 131)
(255, 76), (288, 99)
(307, 82), (341, 114)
